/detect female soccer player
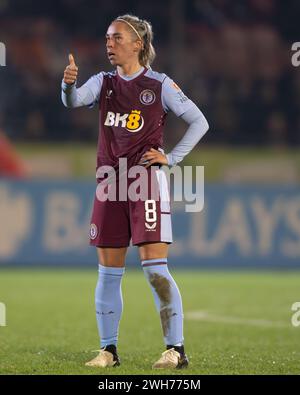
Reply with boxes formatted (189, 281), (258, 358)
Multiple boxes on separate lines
(62, 14), (209, 369)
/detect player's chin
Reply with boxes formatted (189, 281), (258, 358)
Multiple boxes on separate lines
(108, 58), (118, 66)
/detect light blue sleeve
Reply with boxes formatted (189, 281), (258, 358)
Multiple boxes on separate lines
(61, 72), (104, 108)
(166, 104), (209, 166)
(161, 76), (195, 116)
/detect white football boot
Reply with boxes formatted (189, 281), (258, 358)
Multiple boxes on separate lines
(85, 346), (120, 368)
(152, 347), (189, 369)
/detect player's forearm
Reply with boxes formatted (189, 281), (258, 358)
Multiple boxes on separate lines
(166, 105), (209, 166)
(61, 80), (95, 108)
(61, 80), (79, 108)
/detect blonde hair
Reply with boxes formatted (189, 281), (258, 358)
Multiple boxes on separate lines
(114, 14), (156, 68)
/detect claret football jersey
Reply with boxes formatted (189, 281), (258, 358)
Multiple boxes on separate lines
(77, 67), (195, 176)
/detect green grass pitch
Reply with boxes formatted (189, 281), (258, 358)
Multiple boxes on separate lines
(0, 269), (300, 375)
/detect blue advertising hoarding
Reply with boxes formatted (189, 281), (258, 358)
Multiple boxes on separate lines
(0, 180), (300, 268)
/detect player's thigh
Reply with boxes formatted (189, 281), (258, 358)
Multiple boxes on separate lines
(90, 193), (131, 248)
(97, 247), (127, 267)
(138, 242), (169, 261)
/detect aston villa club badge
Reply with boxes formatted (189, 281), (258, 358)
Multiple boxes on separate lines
(139, 89), (156, 105)
(90, 223), (98, 240)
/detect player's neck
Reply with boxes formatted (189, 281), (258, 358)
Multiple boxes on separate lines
(117, 62), (144, 78)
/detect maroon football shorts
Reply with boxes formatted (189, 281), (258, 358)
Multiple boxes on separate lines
(89, 167), (173, 247)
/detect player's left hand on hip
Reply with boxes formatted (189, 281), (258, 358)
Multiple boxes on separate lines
(138, 148), (168, 168)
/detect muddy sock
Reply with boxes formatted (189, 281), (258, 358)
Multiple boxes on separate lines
(141, 258), (184, 346)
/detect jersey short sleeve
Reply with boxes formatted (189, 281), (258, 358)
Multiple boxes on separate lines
(161, 76), (195, 116)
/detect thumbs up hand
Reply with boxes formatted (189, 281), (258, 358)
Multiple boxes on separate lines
(63, 54), (78, 85)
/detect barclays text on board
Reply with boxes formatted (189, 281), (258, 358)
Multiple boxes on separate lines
(0, 181), (299, 268)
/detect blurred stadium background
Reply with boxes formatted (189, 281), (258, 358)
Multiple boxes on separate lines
(1, 0), (300, 374)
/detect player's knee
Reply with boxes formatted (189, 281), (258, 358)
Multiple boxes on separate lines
(98, 261), (125, 268)
(138, 243), (169, 261)
(97, 247), (127, 267)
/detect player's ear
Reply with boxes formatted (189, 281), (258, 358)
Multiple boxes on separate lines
(134, 39), (143, 52)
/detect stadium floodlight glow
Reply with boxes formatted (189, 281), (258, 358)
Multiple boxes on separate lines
(0, 42), (6, 66)
(0, 302), (6, 326)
